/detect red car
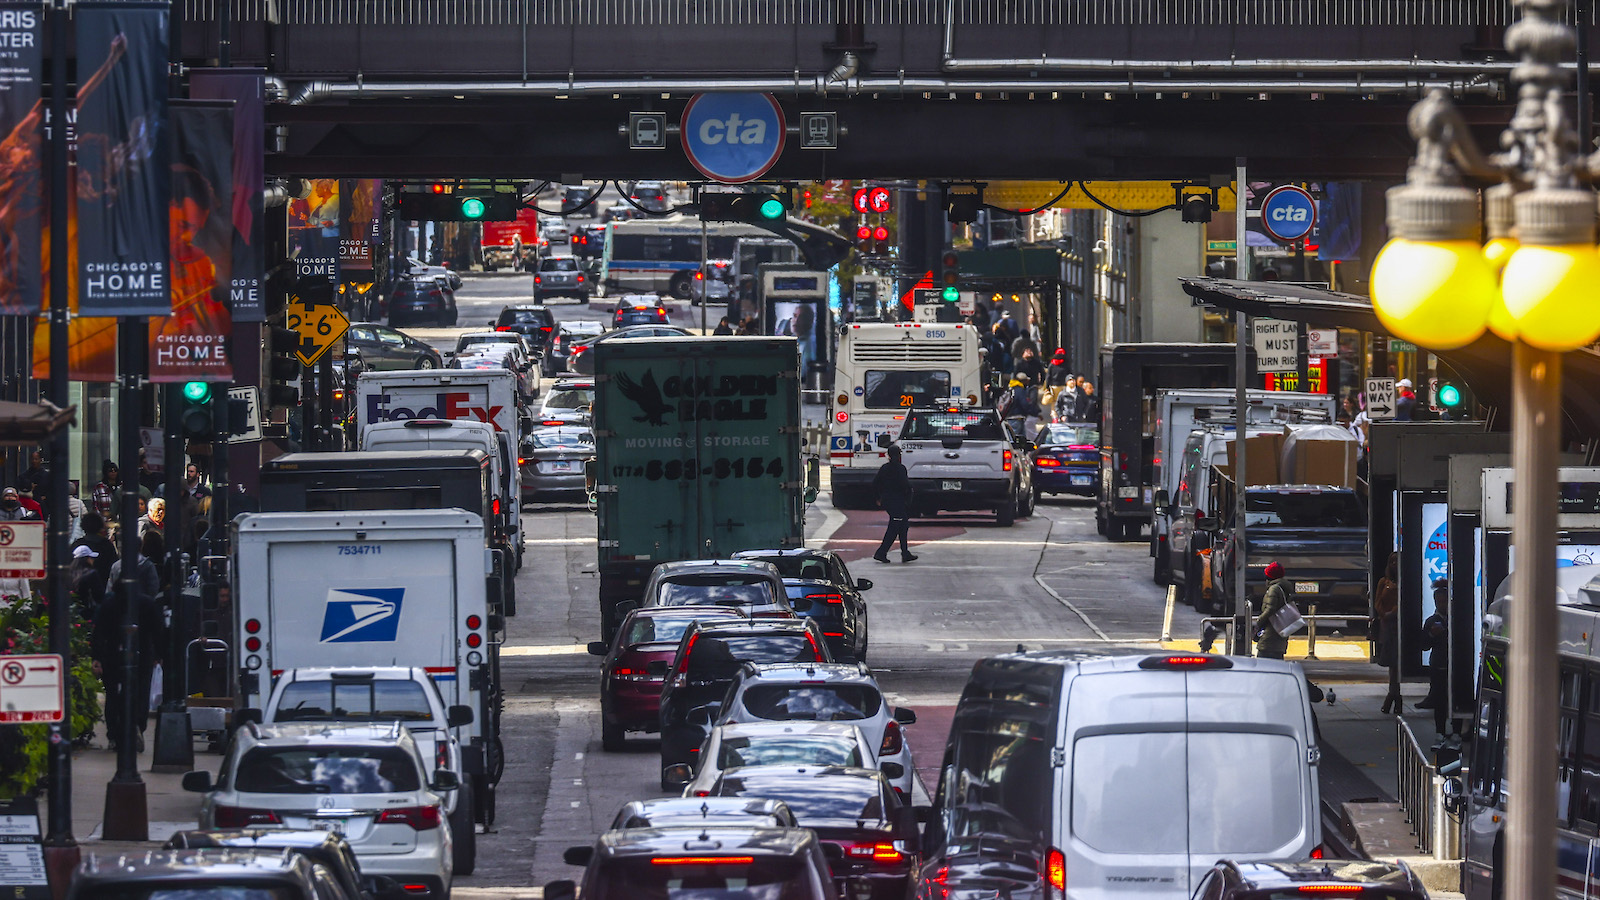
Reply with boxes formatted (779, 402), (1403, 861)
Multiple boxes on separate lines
(588, 606), (745, 751)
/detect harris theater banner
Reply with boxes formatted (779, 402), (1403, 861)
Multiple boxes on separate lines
(149, 101), (233, 382)
(75, 1), (169, 317)
(0, 2), (41, 316)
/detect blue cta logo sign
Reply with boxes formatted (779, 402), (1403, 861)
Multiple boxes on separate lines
(1259, 185), (1317, 243)
(681, 93), (786, 184)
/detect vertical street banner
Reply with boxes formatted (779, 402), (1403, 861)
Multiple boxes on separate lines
(190, 68), (264, 322)
(0, 3), (41, 316)
(149, 101), (233, 382)
(287, 179), (340, 291)
(75, 1), (169, 317)
(340, 179), (378, 275)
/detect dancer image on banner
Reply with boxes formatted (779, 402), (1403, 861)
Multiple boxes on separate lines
(150, 162), (231, 380)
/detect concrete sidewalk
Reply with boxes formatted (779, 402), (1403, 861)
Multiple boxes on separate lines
(41, 729), (204, 856)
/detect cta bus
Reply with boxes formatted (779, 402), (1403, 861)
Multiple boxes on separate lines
(600, 216), (769, 300)
(827, 322), (984, 509)
(1465, 572), (1600, 898)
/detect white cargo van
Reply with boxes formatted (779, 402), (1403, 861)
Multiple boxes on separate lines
(356, 369), (529, 567)
(231, 510), (503, 832)
(918, 651), (1320, 900)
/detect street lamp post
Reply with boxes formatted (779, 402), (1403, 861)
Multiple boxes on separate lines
(1371, 1), (1600, 892)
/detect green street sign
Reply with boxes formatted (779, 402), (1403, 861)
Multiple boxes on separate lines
(1207, 240), (1237, 251)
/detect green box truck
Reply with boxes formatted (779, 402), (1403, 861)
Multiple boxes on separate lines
(593, 335), (813, 638)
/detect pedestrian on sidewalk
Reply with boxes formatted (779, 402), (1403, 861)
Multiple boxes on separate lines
(95, 529), (165, 753)
(1420, 579), (1457, 736)
(1254, 561), (1291, 660)
(1375, 552), (1402, 714)
(871, 445), (917, 564)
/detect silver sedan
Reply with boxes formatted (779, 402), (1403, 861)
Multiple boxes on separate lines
(520, 427), (593, 500)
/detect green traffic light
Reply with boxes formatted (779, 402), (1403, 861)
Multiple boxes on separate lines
(460, 197), (487, 220)
(182, 381), (212, 403)
(1438, 383), (1462, 407)
(941, 285), (960, 303)
(758, 198), (786, 220)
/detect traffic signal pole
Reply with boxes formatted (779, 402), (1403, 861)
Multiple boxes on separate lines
(151, 384), (193, 771)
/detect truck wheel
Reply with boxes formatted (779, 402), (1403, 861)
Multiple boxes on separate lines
(669, 273), (693, 300)
(601, 712), (626, 752)
(1153, 545), (1171, 586)
(1095, 508), (1107, 536)
(1023, 487), (1038, 518)
(997, 499), (1016, 527)
(451, 784), (477, 875)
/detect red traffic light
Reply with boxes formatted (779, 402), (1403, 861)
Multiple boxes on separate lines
(942, 251), (959, 268)
(430, 183), (447, 194)
(856, 225), (873, 241)
(873, 226), (889, 241)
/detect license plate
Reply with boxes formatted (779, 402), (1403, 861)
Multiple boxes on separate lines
(549, 461), (573, 472)
(1295, 582), (1318, 594)
(1071, 475), (1092, 485)
(312, 819), (347, 833)
(942, 480), (962, 491)
(1117, 487), (1138, 499)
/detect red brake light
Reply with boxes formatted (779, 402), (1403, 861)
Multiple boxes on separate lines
(1045, 847), (1065, 891)
(1297, 889), (1361, 895)
(1139, 654), (1233, 669)
(652, 857), (756, 866)
(542, 419), (564, 426)
(805, 593), (844, 605)
(492, 498), (501, 516)
(806, 632), (824, 659)
(496, 325), (512, 331)
(577, 274), (585, 282)
(245, 637), (261, 652)
(518, 457), (528, 466)
(466, 632), (483, 648)
(534, 275), (542, 283)
(1003, 448), (1013, 471)
(1310, 844), (1325, 859)
(1034, 458), (1060, 467)
(1067, 444), (1096, 451)
(466, 615), (482, 629)
(214, 806), (281, 828)
(245, 619), (261, 634)
(541, 325), (554, 331)
(378, 806), (442, 830)
(436, 741), (450, 771)
(880, 720), (902, 755)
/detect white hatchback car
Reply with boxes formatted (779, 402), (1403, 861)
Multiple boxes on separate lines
(713, 662), (917, 799)
(184, 722), (455, 900)
(671, 721), (878, 798)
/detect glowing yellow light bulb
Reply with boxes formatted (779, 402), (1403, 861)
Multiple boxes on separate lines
(1501, 243), (1600, 351)
(1483, 236), (1520, 340)
(1371, 237), (1496, 350)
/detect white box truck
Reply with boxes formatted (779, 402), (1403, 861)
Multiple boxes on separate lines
(231, 509), (503, 828)
(355, 369), (529, 567)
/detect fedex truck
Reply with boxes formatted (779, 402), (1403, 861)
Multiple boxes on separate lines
(827, 322), (984, 509)
(356, 369), (529, 565)
(231, 509), (504, 826)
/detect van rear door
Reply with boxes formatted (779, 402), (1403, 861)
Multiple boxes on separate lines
(1184, 668), (1318, 884)
(1061, 670), (1191, 899)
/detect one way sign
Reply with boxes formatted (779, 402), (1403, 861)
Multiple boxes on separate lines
(1366, 377), (1396, 420)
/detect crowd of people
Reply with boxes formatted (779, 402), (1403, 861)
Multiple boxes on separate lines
(2, 448), (218, 752)
(970, 305), (1097, 439)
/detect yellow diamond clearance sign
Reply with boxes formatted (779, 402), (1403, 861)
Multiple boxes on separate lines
(286, 297), (351, 366)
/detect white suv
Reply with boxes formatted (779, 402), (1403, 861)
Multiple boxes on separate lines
(255, 667), (478, 874)
(712, 662), (917, 799)
(184, 722), (454, 900)
(894, 403), (1035, 525)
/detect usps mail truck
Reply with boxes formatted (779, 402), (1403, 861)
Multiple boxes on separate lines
(232, 509), (504, 826)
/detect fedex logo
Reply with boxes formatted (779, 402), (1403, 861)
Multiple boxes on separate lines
(366, 391), (506, 431)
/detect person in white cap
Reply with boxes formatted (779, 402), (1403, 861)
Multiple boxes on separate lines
(1395, 377), (1417, 421)
(67, 544), (104, 615)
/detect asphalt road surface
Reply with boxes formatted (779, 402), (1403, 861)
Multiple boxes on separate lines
(399, 274), (1205, 889)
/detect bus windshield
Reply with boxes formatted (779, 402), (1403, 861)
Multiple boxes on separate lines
(863, 370), (951, 409)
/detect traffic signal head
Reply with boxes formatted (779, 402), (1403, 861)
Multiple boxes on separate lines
(940, 250), (960, 289)
(941, 285), (960, 303)
(267, 327), (303, 408)
(701, 192), (789, 224)
(178, 381), (215, 440)
(398, 190), (518, 222)
(1438, 383), (1462, 408)
(856, 225), (872, 242)
(459, 196), (488, 220)
(758, 197), (787, 220)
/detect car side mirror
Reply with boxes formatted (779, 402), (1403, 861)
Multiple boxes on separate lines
(545, 879), (578, 900)
(487, 320), (496, 327)
(587, 641), (609, 657)
(646, 660), (669, 678)
(614, 600), (638, 618)
(1154, 489), (1170, 516)
(235, 708), (262, 726)
(431, 770), (461, 792)
(662, 763), (694, 788)
(880, 762), (905, 780)
(789, 596), (813, 613)
(560, 845), (593, 867)
(875, 434), (890, 449)
(447, 705), (474, 728)
(181, 771), (213, 793)
(688, 705), (719, 727)
(893, 707), (917, 725)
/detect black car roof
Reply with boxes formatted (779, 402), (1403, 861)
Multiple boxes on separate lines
(615, 797), (795, 825)
(1230, 860), (1421, 889)
(596, 825), (817, 859)
(733, 549), (833, 561)
(76, 848), (310, 883)
(692, 620), (815, 637)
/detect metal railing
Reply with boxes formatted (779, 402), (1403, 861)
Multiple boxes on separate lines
(1396, 716), (1461, 859)
(1194, 612), (1372, 657)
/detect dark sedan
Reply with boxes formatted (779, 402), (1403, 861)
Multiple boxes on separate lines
(493, 304), (558, 355)
(388, 276), (456, 327)
(544, 322), (604, 375)
(521, 426), (593, 500)
(709, 766), (919, 900)
(585, 605), (746, 751)
(345, 323), (442, 371)
(612, 295), (671, 328)
(732, 549), (871, 663)
(1031, 422), (1100, 497)
(568, 325), (690, 375)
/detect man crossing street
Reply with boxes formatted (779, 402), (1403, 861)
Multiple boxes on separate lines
(872, 445), (918, 564)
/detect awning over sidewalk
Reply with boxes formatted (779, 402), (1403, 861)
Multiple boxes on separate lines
(1179, 276), (1600, 442)
(0, 400), (75, 446)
